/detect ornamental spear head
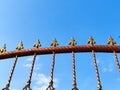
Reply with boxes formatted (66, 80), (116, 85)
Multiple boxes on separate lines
(69, 37), (77, 46)
(33, 39), (41, 48)
(0, 44), (6, 53)
(51, 38), (58, 47)
(107, 36), (116, 45)
(98, 84), (102, 90)
(88, 36), (96, 46)
(16, 41), (24, 50)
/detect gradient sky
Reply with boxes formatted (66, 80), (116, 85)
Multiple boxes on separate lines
(0, 0), (120, 90)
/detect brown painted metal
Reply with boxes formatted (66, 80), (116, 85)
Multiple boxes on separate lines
(2, 55), (18, 90)
(71, 51), (78, 90)
(113, 51), (120, 73)
(22, 53), (37, 90)
(0, 45), (120, 60)
(92, 50), (102, 90)
(46, 52), (55, 90)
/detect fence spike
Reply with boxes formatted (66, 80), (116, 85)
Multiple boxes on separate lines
(33, 39), (41, 48)
(51, 38), (58, 47)
(69, 37), (77, 46)
(16, 41), (24, 50)
(46, 39), (58, 90)
(107, 36), (116, 45)
(0, 44), (6, 53)
(88, 36), (96, 46)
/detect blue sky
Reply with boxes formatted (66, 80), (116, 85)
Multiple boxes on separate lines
(0, 0), (120, 90)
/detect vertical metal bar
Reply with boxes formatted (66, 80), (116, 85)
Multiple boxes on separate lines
(113, 51), (120, 73)
(2, 55), (18, 90)
(71, 51), (78, 90)
(22, 53), (36, 90)
(46, 52), (55, 90)
(92, 50), (102, 90)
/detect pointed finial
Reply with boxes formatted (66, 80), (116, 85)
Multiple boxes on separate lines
(69, 37), (77, 46)
(107, 36), (116, 45)
(33, 39), (41, 48)
(0, 44), (6, 53)
(51, 38), (58, 47)
(16, 41), (24, 50)
(98, 84), (102, 90)
(88, 36), (96, 46)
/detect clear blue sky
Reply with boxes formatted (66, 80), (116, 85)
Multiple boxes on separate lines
(0, 0), (120, 90)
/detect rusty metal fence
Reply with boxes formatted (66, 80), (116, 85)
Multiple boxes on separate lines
(0, 36), (120, 90)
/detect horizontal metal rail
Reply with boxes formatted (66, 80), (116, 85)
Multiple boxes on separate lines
(0, 45), (120, 60)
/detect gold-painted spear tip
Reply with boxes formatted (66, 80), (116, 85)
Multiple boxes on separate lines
(88, 36), (96, 46)
(51, 38), (58, 47)
(107, 36), (116, 45)
(0, 44), (6, 53)
(16, 41), (24, 50)
(69, 37), (77, 46)
(33, 39), (41, 48)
